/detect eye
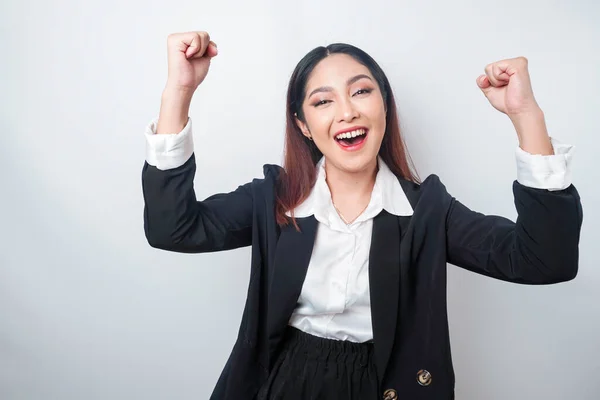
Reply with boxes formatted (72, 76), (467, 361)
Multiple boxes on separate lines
(353, 88), (372, 96)
(314, 99), (331, 107)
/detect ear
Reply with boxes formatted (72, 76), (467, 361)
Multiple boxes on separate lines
(294, 113), (312, 140)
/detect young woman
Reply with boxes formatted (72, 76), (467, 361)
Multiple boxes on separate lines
(141, 31), (582, 400)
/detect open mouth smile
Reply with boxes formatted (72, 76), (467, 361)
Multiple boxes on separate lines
(334, 128), (368, 151)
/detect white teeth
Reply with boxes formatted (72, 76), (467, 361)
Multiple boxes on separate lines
(336, 129), (366, 140)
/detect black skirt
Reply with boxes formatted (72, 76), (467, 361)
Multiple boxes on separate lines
(256, 326), (379, 400)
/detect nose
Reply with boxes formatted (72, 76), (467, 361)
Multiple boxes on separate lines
(337, 97), (359, 123)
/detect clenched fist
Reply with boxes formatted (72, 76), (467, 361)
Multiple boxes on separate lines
(477, 56), (553, 155)
(476, 57), (541, 118)
(166, 31), (218, 92)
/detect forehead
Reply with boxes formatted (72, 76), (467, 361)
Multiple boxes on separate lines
(306, 53), (372, 88)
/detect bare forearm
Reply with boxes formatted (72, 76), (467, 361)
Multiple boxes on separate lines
(156, 86), (194, 134)
(510, 108), (554, 156)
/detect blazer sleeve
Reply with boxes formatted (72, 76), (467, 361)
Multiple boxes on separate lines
(142, 153), (254, 253)
(445, 182), (583, 284)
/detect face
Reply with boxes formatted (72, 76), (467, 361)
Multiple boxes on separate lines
(296, 53), (387, 174)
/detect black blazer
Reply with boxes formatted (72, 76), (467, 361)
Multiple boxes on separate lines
(141, 154), (583, 400)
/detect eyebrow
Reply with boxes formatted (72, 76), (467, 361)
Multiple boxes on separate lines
(307, 74), (373, 99)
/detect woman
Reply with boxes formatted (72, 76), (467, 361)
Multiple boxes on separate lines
(141, 31), (582, 400)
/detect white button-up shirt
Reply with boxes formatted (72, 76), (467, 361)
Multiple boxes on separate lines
(285, 156), (412, 342)
(144, 117), (575, 343)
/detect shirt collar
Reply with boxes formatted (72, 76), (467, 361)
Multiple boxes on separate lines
(286, 156), (414, 225)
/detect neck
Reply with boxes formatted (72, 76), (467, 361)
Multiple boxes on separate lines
(324, 158), (378, 207)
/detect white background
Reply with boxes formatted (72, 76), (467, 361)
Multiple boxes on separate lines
(1, 0), (598, 399)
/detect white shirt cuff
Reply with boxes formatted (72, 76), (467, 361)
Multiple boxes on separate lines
(144, 117), (194, 170)
(516, 137), (574, 191)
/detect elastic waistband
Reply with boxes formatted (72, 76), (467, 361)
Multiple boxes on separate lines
(282, 326), (375, 362)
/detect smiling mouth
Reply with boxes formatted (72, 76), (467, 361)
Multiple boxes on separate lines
(335, 128), (368, 149)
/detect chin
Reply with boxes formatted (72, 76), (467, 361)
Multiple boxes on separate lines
(329, 151), (379, 173)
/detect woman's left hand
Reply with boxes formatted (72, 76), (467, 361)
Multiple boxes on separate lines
(477, 57), (553, 155)
(476, 57), (542, 118)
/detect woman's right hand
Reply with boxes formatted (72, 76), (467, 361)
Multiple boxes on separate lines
(165, 31), (218, 92)
(156, 31), (217, 134)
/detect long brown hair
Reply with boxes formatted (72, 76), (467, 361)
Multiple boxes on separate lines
(275, 43), (420, 227)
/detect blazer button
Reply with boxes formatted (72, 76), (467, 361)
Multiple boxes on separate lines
(417, 369), (432, 386)
(383, 388), (398, 400)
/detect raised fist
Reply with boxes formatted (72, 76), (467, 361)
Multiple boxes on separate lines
(165, 31), (218, 92)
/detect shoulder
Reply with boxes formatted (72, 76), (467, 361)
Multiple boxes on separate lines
(396, 173), (453, 207)
(262, 163), (285, 179)
(242, 163), (284, 195)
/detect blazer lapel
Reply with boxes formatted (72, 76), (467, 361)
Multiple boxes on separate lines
(266, 216), (318, 369)
(369, 210), (402, 380)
